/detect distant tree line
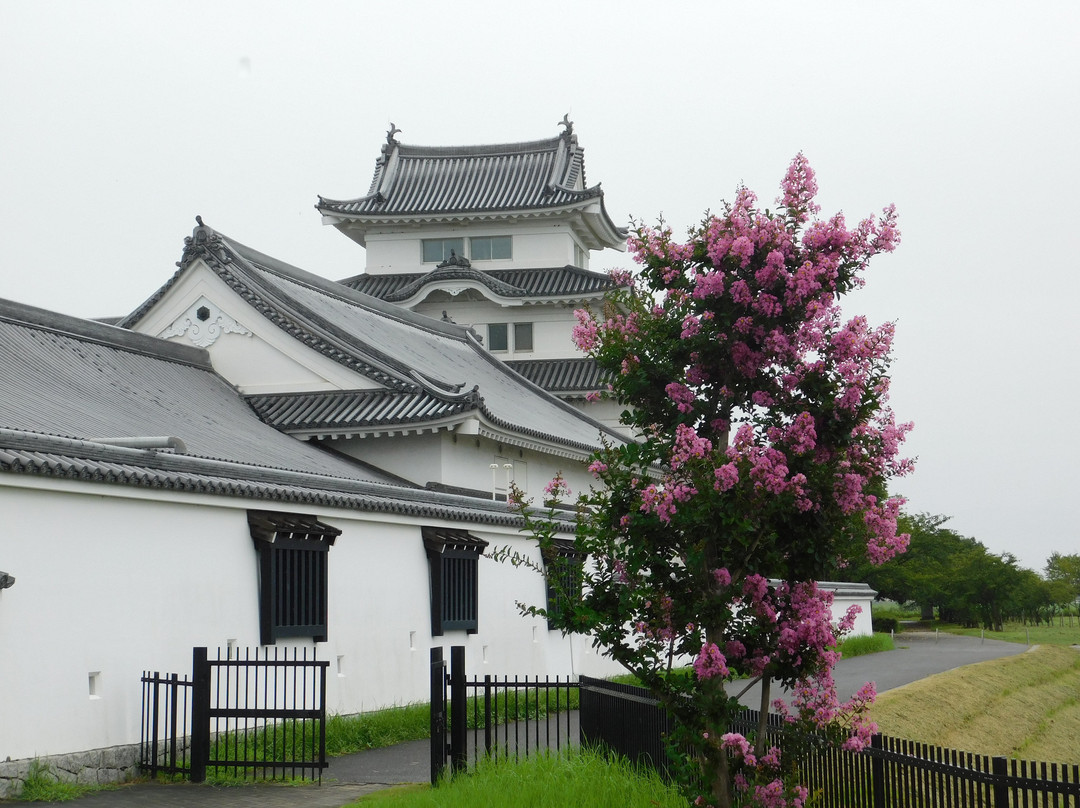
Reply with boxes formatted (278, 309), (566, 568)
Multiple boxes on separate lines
(838, 513), (1080, 631)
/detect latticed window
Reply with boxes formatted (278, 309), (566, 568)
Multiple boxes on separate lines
(545, 539), (583, 630)
(423, 527), (489, 635)
(248, 511), (341, 645)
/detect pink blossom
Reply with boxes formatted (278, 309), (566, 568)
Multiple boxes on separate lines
(665, 382), (696, 413)
(694, 642), (730, 680)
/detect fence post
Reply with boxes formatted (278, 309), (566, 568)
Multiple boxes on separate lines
(992, 756), (1008, 806)
(189, 647), (210, 784)
(870, 733), (886, 808)
(483, 674), (492, 756)
(450, 646), (467, 774)
(429, 647), (446, 786)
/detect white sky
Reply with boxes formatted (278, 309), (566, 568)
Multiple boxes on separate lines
(2, 1), (1077, 572)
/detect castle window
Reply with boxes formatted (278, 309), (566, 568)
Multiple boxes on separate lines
(248, 511), (341, 645)
(544, 540), (583, 630)
(471, 236), (512, 261)
(513, 322), (533, 352)
(423, 527), (489, 635)
(423, 238), (465, 263)
(487, 322), (531, 353)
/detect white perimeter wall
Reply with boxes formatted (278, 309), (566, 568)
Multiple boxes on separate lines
(0, 479), (621, 762)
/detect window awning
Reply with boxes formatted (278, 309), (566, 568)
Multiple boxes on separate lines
(248, 510), (342, 544)
(422, 526), (488, 555)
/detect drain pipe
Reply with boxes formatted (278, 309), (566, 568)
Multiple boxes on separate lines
(89, 436), (188, 453)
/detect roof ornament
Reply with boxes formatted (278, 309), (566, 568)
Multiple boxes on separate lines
(193, 215), (214, 245)
(379, 122), (402, 166)
(559, 114), (574, 138)
(436, 250), (472, 269)
(178, 215), (224, 268)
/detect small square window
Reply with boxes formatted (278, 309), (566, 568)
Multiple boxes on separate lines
(423, 238), (465, 263)
(423, 528), (488, 635)
(249, 511), (341, 645)
(471, 236), (512, 261)
(488, 323), (508, 351)
(514, 322), (533, 352)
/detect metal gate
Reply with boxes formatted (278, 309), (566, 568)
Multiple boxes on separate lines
(141, 646), (328, 782)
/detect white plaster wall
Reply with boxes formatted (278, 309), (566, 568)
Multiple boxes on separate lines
(0, 486), (263, 761)
(328, 432), (595, 502)
(830, 592), (876, 637)
(362, 224), (584, 275)
(0, 479), (624, 761)
(410, 300), (580, 362)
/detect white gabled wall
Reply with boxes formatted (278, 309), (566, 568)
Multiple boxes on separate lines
(129, 262), (380, 395)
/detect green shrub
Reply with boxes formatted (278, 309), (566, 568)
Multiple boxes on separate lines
(872, 616), (899, 634)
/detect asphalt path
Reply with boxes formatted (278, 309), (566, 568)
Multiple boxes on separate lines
(736, 629), (1029, 710)
(8, 632), (1028, 807)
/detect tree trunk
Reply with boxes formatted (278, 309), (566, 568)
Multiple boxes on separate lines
(755, 675), (772, 757)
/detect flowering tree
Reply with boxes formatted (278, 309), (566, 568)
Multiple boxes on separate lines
(510, 155), (913, 807)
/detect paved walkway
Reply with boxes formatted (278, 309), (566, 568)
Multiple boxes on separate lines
(7, 632), (1030, 807)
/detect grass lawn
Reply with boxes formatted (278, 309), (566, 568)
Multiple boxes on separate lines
(869, 644), (1080, 764)
(342, 748), (686, 808)
(938, 620), (1080, 647)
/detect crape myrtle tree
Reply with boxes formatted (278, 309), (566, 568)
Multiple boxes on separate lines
(507, 156), (913, 808)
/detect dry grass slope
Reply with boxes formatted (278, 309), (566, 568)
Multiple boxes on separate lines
(869, 645), (1080, 764)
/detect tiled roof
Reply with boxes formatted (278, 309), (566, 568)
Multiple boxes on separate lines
(317, 122), (627, 250)
(120, 223), (624, 456)
(504, 358), (608, 395)
(0, 428), (532, 527)
(340, 265), (619, 304)
(247, 389), (479, 434)
(0, 298), (572, 525)
(0, 298), (396, 483)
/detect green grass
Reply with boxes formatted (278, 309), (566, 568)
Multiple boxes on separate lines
(837, 632), (895, 658)
(326, 704), (433, 756)
(204, 687), (584, 781)
(14, 760), (115, 802)
(870, 645), (1080, 764)
(939, 620), (1080, 647)
(343, 748), (687, 808)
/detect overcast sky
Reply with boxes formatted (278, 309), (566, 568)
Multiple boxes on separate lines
(2, 1), (1077, 572)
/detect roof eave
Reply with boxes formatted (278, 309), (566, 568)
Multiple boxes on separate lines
(318, 199), (627, 251)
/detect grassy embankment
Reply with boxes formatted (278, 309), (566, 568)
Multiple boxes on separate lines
(937, 620), (1080, 647)
(870, 643), (1080, 764)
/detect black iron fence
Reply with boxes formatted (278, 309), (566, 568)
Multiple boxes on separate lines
(580, 676), (1080, 807)
(140, 646), (328, 783)
(430, 646), (580, 785)
(140, 670), (193, 777)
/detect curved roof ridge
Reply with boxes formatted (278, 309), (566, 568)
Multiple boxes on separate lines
(396, 135), (563, 158)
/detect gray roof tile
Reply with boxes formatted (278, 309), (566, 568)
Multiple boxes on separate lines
(247, 389), (478, 433)
(316, 124), (627, 249)
(504, 358), (608, 395)
(340, 265), (619, 303)
(0, 298), (395, 482)
(0, 428), (532, 526)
